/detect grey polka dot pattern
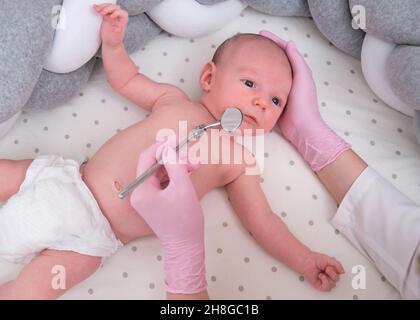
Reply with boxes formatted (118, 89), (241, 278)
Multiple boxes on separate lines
(0, 7), (412, 300)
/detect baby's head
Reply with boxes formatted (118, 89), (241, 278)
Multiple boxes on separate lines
(199, 33), (292, 134)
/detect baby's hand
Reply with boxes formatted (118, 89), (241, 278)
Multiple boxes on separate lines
(94, 3), (128, 48)
(300, 252), (345, 292)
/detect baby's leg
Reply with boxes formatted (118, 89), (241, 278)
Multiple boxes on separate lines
(0, 159), (32, 202)
(0, 249), (101, 299)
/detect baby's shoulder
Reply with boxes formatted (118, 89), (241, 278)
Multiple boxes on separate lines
(152, 86), (191, 111)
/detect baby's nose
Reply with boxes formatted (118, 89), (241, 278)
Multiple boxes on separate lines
(252, 97), (268, 110)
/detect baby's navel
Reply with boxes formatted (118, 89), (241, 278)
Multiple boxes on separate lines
(114, 180), (122, 192)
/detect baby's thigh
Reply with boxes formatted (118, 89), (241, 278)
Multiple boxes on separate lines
(0, 159), (32, 202)
(3, 249), (101, 299)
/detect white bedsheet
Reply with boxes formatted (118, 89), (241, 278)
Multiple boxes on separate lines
(1, 8), (419, 299)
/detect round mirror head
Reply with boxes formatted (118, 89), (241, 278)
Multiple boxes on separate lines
(220, 107), (243, 133)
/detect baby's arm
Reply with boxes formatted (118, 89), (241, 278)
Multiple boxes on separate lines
(96, 4), (187, 111)
(225, 172), (344, 291)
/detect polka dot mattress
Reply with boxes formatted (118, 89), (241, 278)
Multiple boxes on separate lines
(1, 8), (419, 300)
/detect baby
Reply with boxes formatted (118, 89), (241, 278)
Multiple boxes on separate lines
(0, 4), (344, 299)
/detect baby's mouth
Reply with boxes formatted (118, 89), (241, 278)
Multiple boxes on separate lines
(244, 114), (258, 125)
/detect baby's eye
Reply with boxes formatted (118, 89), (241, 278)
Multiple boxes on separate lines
(242, 79), (255, 88)
(272, 97), (280, 106)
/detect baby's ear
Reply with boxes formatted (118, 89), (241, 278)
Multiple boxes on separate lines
(199, 62), (216, 92)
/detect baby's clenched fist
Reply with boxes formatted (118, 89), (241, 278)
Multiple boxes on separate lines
(94, 3), (129, 48)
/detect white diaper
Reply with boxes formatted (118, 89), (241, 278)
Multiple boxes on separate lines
(0, 155), (122, 264)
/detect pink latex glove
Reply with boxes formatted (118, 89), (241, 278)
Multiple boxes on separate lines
(260, 30), (351, 171)
(130, 135), (207, 294)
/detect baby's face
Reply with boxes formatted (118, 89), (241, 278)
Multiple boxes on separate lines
(200, 37), (292, 134)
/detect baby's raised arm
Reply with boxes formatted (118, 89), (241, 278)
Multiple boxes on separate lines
(95, 4), (187, 111)
(225, 170), (344, 292)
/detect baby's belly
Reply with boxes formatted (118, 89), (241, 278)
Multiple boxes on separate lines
(81, 153), (155, 244)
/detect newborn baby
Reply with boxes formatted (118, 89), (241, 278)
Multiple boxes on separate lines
(0, 4), (344, 299)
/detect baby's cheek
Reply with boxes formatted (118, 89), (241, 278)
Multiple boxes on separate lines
(267, 108), (283, 127)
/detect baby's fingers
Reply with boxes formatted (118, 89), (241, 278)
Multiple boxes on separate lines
(94, 3), (121, 15)
(325, 266), (339, 282)
(110, 9), (128, 21)
(328, 257), (345, 274)
(318, 273), (336, 292)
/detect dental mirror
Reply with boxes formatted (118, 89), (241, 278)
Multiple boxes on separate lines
(200, 107), (243, 132)
(118, 107), (243, 199)
(220, 107), (243, 133)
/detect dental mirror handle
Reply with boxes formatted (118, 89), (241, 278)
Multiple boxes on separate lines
(118, 126), (206, 199)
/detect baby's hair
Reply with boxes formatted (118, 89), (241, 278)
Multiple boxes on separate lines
(212, 33), (280, 65)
